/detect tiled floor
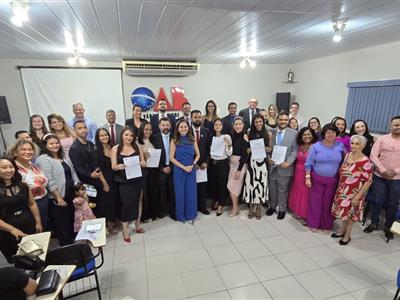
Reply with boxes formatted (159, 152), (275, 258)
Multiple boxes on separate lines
(2, 207), (399, 299)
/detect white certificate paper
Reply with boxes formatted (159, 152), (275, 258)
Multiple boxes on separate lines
(250, 138), (266, 160)
(271, 145), (287, 165)
(147, 149), (162, 168)
(196, 168), (208, 183)
(210, 136), (225, 157)
(123, 156), (142, 179)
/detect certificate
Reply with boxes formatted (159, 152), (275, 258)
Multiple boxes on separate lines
(196, 168), (208, 183)
(210, 136), (225, 157)
(250, 138), (266, 160)
(271, 145), (287, 165)
(147, 149), (162, 168)
(123, 156), (142, 179)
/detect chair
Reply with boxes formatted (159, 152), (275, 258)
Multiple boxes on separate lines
(45, 243), (103, 299)
(394, 269), (400, 300)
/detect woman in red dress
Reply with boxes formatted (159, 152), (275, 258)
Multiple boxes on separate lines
(331, 135), (373, 245)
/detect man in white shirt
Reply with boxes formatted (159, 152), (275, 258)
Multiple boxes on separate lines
(238, 97), (260, 130)
(102, 109), (123, 146)
(289, 102), (304, 128)
(67, 102), (98, 143)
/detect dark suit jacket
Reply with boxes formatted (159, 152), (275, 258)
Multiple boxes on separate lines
(150, 113), (176, 135)
(151, 133), (173, 169)
(101, 123), (123, 145)
(221, 114), (237, 135)
(191, 127), (211, 166)
(238, 108), (260, 130)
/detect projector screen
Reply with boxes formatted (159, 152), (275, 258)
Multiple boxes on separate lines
(20, 68), (125, 127)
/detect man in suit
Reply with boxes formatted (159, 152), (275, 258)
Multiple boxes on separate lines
(266, 111), (298, 220)
(151, 117), (175, 219)
(221, 102), (237, 135)
(102, 109), (123, 146)
(191, 110), (211, 215)
(176, 102), (192, 127)
(150, 99), (176, 135)
(238, 97), (260, 130)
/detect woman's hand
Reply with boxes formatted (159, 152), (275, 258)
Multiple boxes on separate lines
(35, 223), (43, 233)
(117, 164), (126, 170)
(144, 151), (151, 160)
(139, 160), (147, 168)
(224, 136), (230, 144)
(234, 170), (241, 180)
(351, 197), (360, 207)
(103, 183), (110, 192)
(184, 165), (193, 173)
(305, 177), (312, 188)
(10, 228), (27, 240)
(56, 197), (67, 207)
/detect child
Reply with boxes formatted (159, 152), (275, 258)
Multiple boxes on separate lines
(73, 183), (96, 233)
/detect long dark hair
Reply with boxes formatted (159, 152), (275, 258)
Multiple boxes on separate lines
(296, 127), (318, 145)
(249, 114), (269, 146)
(308, 117), (321, 132)
(213, 118), (224, 136)
(0, 156), (25, 196)
(205, 100), (217, 119)
(95, 128), (111, 159)
(29, 114), (49, 140)
(173, 119), (194, 144)
(331, 116), (348, 137)
(137, 121), (152, 145)
(349, 119), (373, 138)
(41, 134), (64, 159)
(117, 127), (140, 155)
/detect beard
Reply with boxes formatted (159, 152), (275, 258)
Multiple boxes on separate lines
(193, 120), (201, 127)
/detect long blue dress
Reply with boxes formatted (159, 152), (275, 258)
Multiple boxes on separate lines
(173, 136), (198, 222)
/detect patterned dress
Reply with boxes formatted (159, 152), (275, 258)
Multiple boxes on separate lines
(243, 156), (268, 204)
(73, 196), (96, 232)
(332, 155), (373, 222)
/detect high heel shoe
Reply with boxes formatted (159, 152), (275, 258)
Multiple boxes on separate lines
(216, 206), (223, 217)
(339, 238), (351, 245)
(255, 205), (261, 220)
(229, 208), (239, 217)
(248, 204), (254, 219)
(122, 232), (131, 243)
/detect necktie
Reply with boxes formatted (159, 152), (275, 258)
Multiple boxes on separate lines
(196, 129), (200, 144)
(164, 135), (170, 165)
(110, 124), (115, 145)
(277, 131), (283, 145)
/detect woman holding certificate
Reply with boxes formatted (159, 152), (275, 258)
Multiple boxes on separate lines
(170, 119), (200, 224)
(209, 118), (232, 216)
(111, 127), (146, 243)
(243, 114), (272, 220)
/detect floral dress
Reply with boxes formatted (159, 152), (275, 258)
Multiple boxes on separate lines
(332, 155), (373, 222)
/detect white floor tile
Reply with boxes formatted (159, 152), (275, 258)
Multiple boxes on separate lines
(246, 222), (281, 238)
(146, 252), (179, 280)
(326, 293), (356, 299)
(276, 250), (319, 274)
(376, 251), (400, 268)
(207, 244), (243, 266)
(302, 244), (347, 267)
(168, 222), (198, 237)
(234, 239), (271, 260)
(148, 274), (188, 299)
(351, 285), (393, 299)
(324, 263), (376, 292)
(187, 290), (231, 300)
(112, 259), (147, 286)
(260, 235), (297, 254)
(351, 256), (397, 284)
(352, 235), (400, 255)
(247, 256), (290, 282)
(171, 234), (204, 252)
(217, 261), (258, 289)
(295, 269), (347, 299)
(194, 218), (221, 233)
(173, 248), (214, 274)
(199, 230), (231, 247)
(145, 237), (175, 257)
(110, 281), (148, 300)
(380, 280), (397, 296)
(327, 241), (372, 262)
(181, 267), (225, 297)
(216, 216), (246, 229)
(228, 282), (272, 299)
(224, 226), (256, 243)
(113, 242), (145, 264)
(262, 276), (312, 299)
(286, 231), (323, 249)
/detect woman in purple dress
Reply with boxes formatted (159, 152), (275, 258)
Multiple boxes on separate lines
(288, 127), (318, 223)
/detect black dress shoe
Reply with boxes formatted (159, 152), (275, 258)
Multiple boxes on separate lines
(331, 233), (345, 238)
(363, 224), (378, 233)
(384, 228), (394, 241)
(200, 209), (210, 215)
(339, 238), (351, 245)
(266, 208), (275, 216)
(277, 211), (286, 220)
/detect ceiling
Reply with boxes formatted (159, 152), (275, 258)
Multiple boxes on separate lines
(1, 0), (400, 64)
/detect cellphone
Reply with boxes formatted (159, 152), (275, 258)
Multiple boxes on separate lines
(95, 167), (101, 172)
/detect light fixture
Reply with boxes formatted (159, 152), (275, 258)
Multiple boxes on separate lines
(332, 18), (348, 42)
(65, 31), (88, 66)
(239, 56), (256, 69)
(10, 0), (30, 27)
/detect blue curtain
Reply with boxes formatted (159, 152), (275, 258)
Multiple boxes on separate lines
(345, 80), (400, 133)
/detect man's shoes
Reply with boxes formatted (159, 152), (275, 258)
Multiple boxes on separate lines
(199, 209), (210, 215)
(363, 224), (378, 233)
(277, 211), (286, 220)
(266, 208), (275, 216)
(384, 228), (394, 241)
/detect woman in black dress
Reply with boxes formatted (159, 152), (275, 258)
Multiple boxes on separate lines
(95, 128), (119, 234)
(0, 156), (42, 262)
(125, 105), (146, 136)
(111, 127), (146, 243)
(202, 100), (218, 135)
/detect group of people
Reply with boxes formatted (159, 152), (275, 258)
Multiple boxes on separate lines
(1, 99), (399, 264)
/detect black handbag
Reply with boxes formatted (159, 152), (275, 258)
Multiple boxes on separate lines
(11, 254), (46, 272)
(36, 269), (61, 296)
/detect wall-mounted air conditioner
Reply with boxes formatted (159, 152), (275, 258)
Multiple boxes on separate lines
(122, 60), (199, 77)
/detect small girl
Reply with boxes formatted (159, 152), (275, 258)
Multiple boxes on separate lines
(73, 183), (96, 233)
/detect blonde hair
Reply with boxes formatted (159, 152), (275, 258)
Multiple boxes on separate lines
(8, 140), (39, 161)
(47, 113), (75, 138)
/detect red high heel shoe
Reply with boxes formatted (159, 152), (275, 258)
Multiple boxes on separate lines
(122, 233), (131, 243)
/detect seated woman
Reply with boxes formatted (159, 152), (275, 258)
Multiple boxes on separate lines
(0, 156), (42, 263)
(331, 135), (373, 245)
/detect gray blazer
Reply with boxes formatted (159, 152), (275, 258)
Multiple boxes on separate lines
(269, 127), (298, 177)
(35, 154), (80, 198)
(102, 123), (124, 145)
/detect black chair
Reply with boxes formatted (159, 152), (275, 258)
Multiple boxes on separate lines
(45, 243), (103, 299)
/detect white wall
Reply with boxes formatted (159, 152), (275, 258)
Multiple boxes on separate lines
(292, 41), (400, 126)
(0, 59), (290, 146)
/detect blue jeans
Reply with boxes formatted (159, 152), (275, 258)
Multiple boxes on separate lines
(371, 174), (400, 228)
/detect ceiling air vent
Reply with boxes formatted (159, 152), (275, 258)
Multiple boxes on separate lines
(123, 60), (199, 77)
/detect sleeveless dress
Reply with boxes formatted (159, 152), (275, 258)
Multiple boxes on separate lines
(115, 152), (144, 222)
(98, 154), (118, 222)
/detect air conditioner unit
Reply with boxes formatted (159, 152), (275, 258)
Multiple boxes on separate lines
(122, 60), (199, 77)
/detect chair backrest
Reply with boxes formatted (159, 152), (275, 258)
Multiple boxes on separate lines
(46, 243), (93, 269)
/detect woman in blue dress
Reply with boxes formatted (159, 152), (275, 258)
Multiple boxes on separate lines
(170, 119), (200, 224)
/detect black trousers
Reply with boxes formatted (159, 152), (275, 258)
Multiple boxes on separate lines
(209, 158), (230, 206)
(197, 182), (208, 211)
(159, 169), (175, 219)
(49, 200), (75, 246)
